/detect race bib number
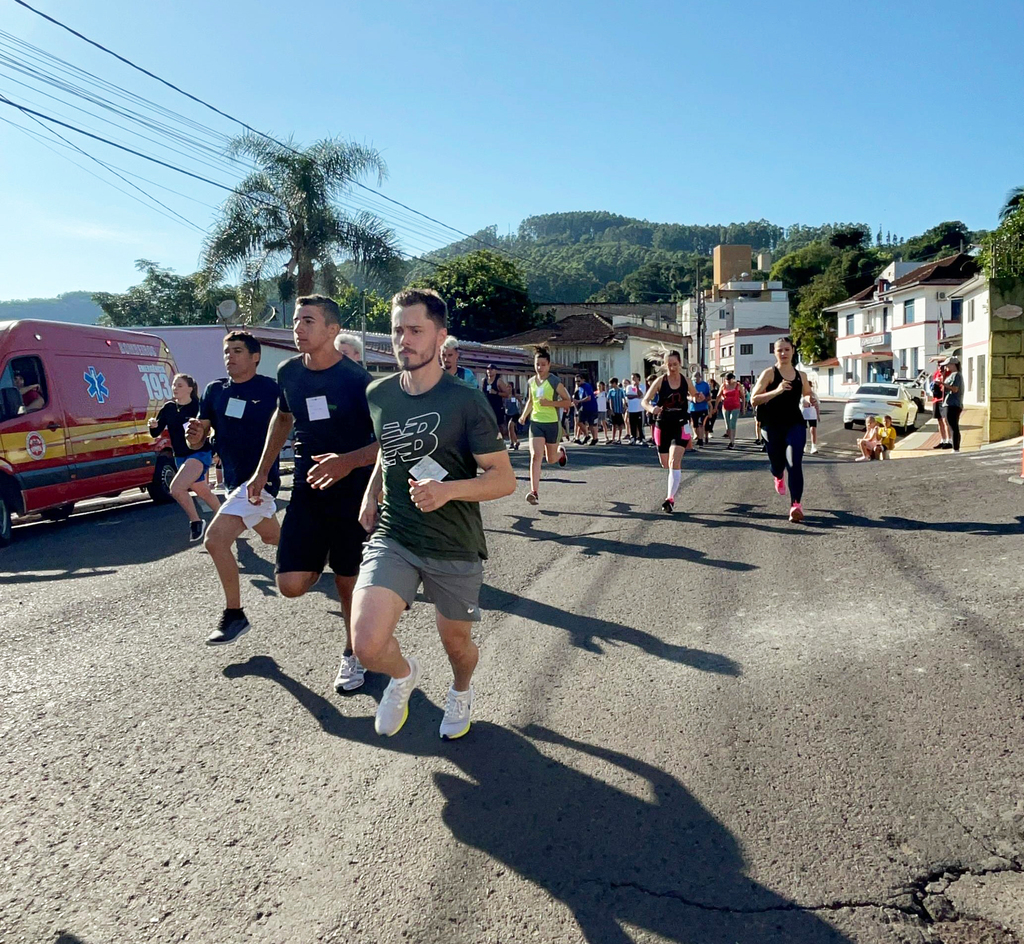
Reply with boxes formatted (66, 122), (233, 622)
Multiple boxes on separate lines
(409, 455), (449, 481)
(306, 395), (330, 421)
(225, 398), (246, 418)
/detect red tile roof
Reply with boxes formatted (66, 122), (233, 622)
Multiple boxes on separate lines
(888, 253), (978, 290)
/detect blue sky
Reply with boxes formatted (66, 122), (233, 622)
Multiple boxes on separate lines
(2, 0), (1022, 300)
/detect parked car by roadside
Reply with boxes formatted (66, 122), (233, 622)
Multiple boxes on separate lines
(893, 374), (927, 413)
(843, 383), (919, 435)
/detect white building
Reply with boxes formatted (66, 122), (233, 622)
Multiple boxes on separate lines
(708, 326), (787, 382)
(679, 282), (790, 367)
(821, 254), (978, 397)
(952, 273), (991, 407)
(493, 311), (690, 384)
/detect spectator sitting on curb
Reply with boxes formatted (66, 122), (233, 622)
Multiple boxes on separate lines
(856, 416), (882, 462)
(878, 415), (897, 459)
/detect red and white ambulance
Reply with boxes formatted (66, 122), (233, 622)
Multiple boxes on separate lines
(0, 319), (180, 545)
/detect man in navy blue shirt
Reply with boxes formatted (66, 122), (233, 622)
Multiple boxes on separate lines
(574, 373), (598, 445)
(186, 331), (281, 645)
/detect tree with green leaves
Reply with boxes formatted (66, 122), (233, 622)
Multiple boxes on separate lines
(201, 134), (402, 316)
(411, 250), (535, 341)
(999, 187), (1024, 223)
(93, 259), (234, 327)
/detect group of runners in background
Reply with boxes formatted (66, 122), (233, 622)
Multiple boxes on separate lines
(148, 293), (817, 739)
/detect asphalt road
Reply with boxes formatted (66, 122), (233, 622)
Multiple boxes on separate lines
(3, 418), (1023, 944)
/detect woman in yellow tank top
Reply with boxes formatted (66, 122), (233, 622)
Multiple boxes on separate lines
(518, 346), (572, 506)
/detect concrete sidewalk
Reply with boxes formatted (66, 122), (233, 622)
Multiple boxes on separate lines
(891, 406), (1020, 458)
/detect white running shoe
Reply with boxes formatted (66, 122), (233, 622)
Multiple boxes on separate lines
(439, 685), (473, 740)
(333, 653), (365, 692)
(809, 444), (819, 455)
(374, 656), (421, 736)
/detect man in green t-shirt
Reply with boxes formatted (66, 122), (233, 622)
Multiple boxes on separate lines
(353, 288), (516, 740)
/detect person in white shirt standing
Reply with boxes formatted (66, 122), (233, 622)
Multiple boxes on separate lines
(624, 373), (647, 445)
(802, 383), (820, 454)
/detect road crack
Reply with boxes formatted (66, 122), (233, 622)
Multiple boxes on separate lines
(580, 855), (1024, 928)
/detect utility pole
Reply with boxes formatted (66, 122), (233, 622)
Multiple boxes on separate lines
(360, 293), (367, 369)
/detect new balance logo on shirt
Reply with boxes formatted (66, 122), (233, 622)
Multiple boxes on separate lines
(381, 412), (441, 467)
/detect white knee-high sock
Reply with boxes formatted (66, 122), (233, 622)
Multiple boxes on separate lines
(668, 468), (682, 500)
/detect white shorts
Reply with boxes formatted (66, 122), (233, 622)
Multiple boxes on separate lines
(218, 484), (277, 530)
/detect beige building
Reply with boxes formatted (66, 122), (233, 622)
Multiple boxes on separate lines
(712, 244), (754, 299)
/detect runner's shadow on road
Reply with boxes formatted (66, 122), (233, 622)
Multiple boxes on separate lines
(811, 510), (1024, 537)
(478, 584), (741, 676)
(222, 655), (851, 944)
(499, 515), (757, 572)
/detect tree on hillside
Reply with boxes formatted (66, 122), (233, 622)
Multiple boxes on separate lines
(897, 221), (971, 262)
(829, 225), (870, 250)
(587, 282), (629, 303)
(410, 250), (535, 341)
(791, 271), (846, 363)
(201, 134), (402, 316)
(93, 259), (234, 327)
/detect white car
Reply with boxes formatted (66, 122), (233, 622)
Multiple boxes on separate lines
(893, 375), (928, 413)
(843, 383), (919, 434)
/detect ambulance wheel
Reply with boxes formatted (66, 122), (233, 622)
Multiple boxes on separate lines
(148, 455), (175, 504)
(0, 495), (11, 547)
(42, 503), (75, 522)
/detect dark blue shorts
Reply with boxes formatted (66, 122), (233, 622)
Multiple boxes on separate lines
(175, 450), (214, 483)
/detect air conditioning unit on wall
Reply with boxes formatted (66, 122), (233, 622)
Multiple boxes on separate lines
(936, 292), (947, 300)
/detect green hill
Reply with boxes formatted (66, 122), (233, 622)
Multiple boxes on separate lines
(406, 212), (868, 304)
(0, 291), (103, 325)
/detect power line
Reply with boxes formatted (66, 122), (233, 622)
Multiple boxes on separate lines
(0, 91), (204, 231)
(10, 0), (530, 264)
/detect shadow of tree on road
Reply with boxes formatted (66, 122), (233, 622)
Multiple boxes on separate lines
(222, 655), (854, 944)
(478, 584), (741, 676)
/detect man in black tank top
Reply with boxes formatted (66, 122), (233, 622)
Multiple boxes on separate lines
(750, 337), (811, 523)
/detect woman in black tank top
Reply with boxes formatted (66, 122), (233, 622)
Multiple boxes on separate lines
(641, 350), (696, 514)
(750, 336), (811, 523)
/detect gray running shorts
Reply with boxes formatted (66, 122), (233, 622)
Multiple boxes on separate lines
(355, 535), (484, 622)
(529, 421), (560, 444)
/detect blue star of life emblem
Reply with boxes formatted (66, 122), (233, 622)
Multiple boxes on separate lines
(84, 365), (110, 404)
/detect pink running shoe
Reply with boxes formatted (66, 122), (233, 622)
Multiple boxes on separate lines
(773, 475), (785, 495)
(789, 502), (804, 523)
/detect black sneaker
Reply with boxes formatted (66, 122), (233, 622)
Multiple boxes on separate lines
(190, 519), (206, 543)
(662, 498), (674, 513)
(206, 610), (250, 646)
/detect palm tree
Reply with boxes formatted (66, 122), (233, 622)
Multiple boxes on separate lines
(999, 186), (1024, 223)
(202, 134), (402, 313)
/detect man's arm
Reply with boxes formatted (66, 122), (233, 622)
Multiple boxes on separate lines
(358, 451), (385, 532)
(409, 449), (515, 513)
(308, 441), (380, 490)
(185, 418), (212, 448)
(247, 409), (293, 499)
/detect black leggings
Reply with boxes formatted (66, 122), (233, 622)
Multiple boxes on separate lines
(765, 424), (807, 503)
(945, 406), (962, 451)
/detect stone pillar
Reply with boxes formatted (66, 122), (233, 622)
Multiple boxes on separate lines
(987, 277), (1024, 442)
